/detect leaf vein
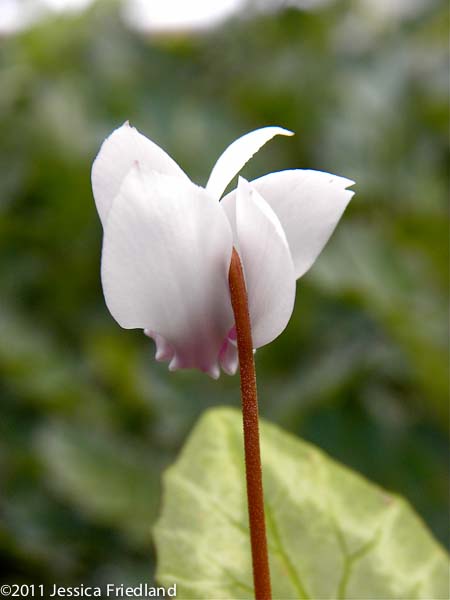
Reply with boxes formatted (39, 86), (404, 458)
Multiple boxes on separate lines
(337, 531), (380, 600)
(265, 503), (310, 600)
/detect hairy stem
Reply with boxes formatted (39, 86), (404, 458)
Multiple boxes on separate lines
(228, 247), (272, 600)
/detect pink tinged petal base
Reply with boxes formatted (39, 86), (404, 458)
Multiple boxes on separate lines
(218, 332), (239, 376)
(144, 330), (174, 362)
(248, 169), (355, 279)
(222, 177), (297, 349)
(101, 166), (234, 377)
(206, 126), (294, 200)
(91, 121), (189, 226)
(145, 328), (238, 378)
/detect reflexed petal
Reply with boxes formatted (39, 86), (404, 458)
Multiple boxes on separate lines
(247, 169), (355, 278)
(221, 178), (296, 348)
(101, 165), (234, 374)
(92, 122), (188, 225)
(206, 126), (293, 200)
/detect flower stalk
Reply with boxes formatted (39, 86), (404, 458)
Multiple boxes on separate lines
(228, 248), (272, 600)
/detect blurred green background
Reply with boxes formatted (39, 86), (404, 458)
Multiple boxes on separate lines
(0, 0), (448, 589)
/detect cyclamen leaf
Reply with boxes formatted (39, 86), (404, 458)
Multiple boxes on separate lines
(154, 407), (449, 600)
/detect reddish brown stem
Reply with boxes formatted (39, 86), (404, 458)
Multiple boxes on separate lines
(228, 248), (272, 600)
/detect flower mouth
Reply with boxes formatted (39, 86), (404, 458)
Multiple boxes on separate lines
(144, 327), (238, 379)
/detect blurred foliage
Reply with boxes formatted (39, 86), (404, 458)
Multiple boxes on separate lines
(0, 0), (448, 589)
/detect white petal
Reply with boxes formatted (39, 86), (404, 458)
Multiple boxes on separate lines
(92, 122), (189, 226)
(222, 178), (296, 348)
(206, 126), (294, 200)
(101, 165), (234, 375)
(247, 169), (355, 279)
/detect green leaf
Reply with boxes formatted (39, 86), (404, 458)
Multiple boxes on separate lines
(154, 407), (449, 599)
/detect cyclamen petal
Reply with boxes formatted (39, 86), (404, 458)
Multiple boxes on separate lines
(101, 165), (234, 375)
(91, 121), (188, 226)
(206, 126), (293, 200)
(222, 178), (296, 348)
(144, 330), (174, 362)
(248, 169), (355, 279)
(218, 333), (239, 376)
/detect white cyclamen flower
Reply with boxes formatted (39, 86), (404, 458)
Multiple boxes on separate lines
(92, 123), (354, 378)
